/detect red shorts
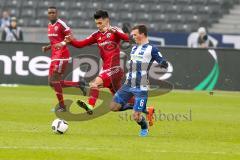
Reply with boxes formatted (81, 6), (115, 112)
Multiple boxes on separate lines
(98, 66), (124, 94)
(49, 58), (70, 77)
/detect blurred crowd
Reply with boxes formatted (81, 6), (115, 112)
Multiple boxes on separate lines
(0, 10), (23, 42)
(0, 10), (214, 48)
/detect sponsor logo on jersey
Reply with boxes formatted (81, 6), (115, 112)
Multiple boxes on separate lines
(106, 33), (111, 38)
(131, 54), (144, 61)
(54, 26), (58, 31)
(99, 41), (112, 46)
(48, 33), (58, 37)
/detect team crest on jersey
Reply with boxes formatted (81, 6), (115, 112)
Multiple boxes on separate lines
(106, 33), (111, 38)
(54, 26), (58, 31)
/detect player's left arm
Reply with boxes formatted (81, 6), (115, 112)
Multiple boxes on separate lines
(42, 44), (51, 52)
(54, 20), (72, 49)
(109, 27), (129, 41)
(151, 47), (168, 69)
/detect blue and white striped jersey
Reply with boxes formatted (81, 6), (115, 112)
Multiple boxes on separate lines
(125, 43), (165, 90)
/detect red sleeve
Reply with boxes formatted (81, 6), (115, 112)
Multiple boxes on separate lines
(71, 34), (96, 48)
(58, 19), (71, 36)
(64, 28), (71, 36)
(114, 27), (129, 41)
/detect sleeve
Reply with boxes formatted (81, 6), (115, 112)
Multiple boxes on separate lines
(71, 34), (97, 48)
(58, 19), (71, 36)
(151, 47), (164, 64)
(151, 47), (168, 69)
(113, 27), (129, 41)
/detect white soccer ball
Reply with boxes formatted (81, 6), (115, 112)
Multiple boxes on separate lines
(51, 118), (68, 134)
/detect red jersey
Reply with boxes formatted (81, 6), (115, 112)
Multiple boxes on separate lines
(48, 19), (71, 59)
(70, 27), (129, 70)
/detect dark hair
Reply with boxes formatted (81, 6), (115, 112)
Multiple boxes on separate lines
(131, 24), (148, 36)
(93, 10), (109, 19)
(48, 6), (57, 10)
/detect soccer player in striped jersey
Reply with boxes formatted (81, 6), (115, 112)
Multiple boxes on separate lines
(110, 25), (168, 136)
(42, 6), (86, 112)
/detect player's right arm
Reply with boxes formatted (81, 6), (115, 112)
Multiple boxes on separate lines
(42, 44), (51, 52)
(69, 34), (96, 48)
(54, 33), (97, 49)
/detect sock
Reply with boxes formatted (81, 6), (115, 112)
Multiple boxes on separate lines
(60, 80), (79, 88)
(119, 103), (133, 111)
(137, 116), (148, 129)
(88, 87), (99, 107)
(52, 82), (65, 107)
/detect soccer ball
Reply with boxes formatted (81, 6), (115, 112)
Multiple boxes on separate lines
(51, 118), (68, 134)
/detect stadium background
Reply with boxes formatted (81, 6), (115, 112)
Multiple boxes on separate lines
(0, 0), (240, 160)
(0, 0), (240, 90)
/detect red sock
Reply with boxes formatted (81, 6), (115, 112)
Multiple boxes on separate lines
(88, 87), (99, 107)
(52, 82), (64, 107)
(60, 80), (79, 88)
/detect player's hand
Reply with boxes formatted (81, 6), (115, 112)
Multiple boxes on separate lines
(42, 45), (51, 53)
(160, 60), (168, 69)
(64, 34), (74, 43)
(54, 42), (64, 50)
(129, 34), (136, 44)
(108, 27), (117, 33)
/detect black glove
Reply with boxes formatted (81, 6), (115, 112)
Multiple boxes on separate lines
(160, 60), (168, 69)
(129, 35), (135, 44)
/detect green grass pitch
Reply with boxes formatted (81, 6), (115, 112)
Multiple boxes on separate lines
(0, 85), (239, 160)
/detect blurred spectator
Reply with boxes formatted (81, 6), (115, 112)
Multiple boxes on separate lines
(197, 27), (213, 48)
(188, 27), (218, 48)
(0, 11), (10, 29)
(1, 17), (23, 41)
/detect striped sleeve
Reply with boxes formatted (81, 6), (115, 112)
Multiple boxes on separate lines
(58, 19), (71, 35)
(151, 46), (164, 64)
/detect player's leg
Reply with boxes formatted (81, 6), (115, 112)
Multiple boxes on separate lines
(110, 85), (134, 111)
(49, 59), (72, 112)
(146, 106), (155, 126)
(88, 76), (103, 107)
(76, 76), (103, 114)
(133, 111), (148, 137)
(106, 67), (134, 111)
(77, 68), (114, 113)
(109, 79), (134, 111)
(132, 91), (149, 136)
(58, 60), (86, 96)
(60, 78), (87, 96)
(110, 84), (133, 111)
(48, 62), (65, 112)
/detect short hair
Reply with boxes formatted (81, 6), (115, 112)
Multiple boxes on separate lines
(48, 6), (57, 10)
(131, 24), (148, 36)
(93, 10), (109, 19)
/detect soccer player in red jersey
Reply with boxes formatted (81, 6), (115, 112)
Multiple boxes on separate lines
(54, 10), (132, 113)
(42, 6), (86, 112)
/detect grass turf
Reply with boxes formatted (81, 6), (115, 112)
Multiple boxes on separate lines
(0, 85), (239, 160)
